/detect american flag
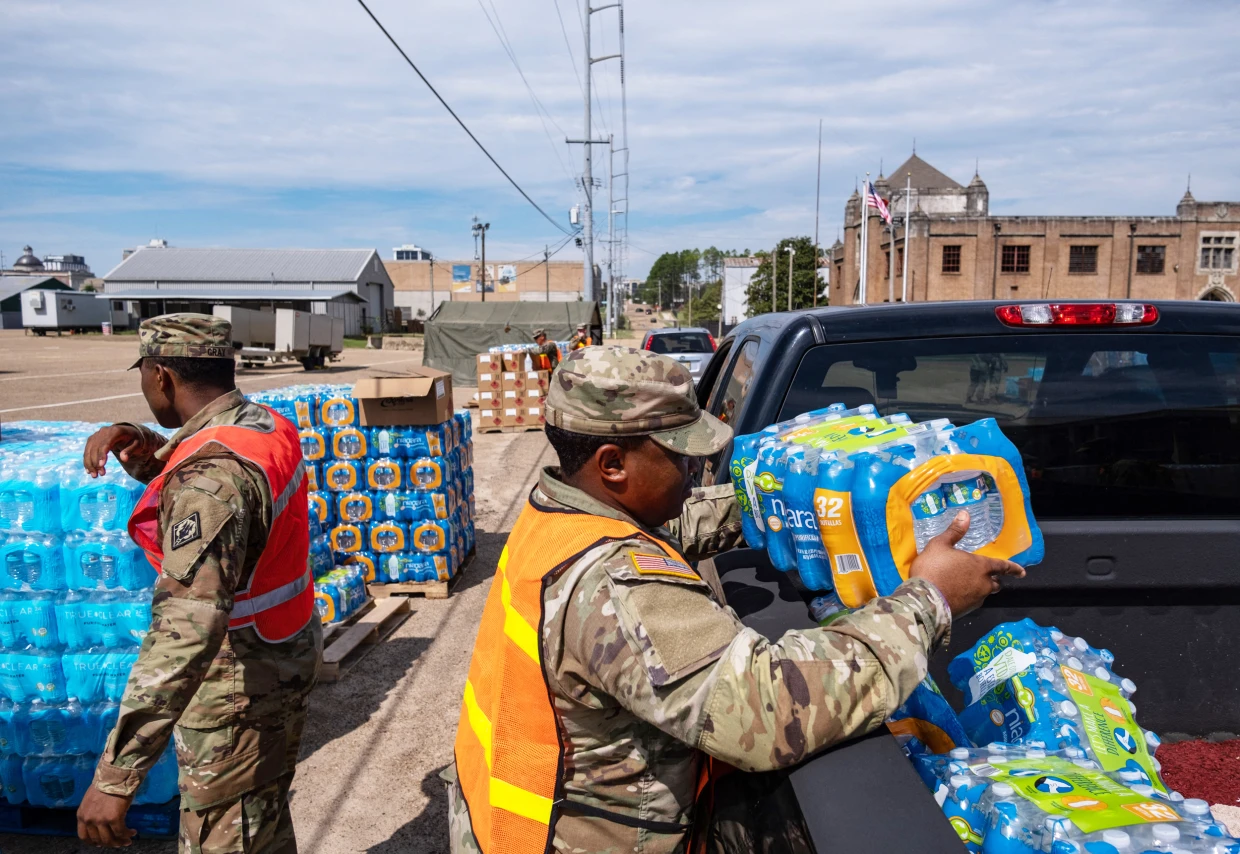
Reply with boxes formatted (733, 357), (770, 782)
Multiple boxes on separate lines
(865, 181), (892, 225)
(629, 552), (698, 580)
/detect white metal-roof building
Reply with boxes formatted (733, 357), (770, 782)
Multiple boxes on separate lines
(101, 247), (396, 336)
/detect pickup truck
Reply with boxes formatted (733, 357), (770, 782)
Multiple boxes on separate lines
(694, 299), (1240, 852)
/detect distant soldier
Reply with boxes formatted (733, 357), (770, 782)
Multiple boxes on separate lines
(569, 323), (590, 350)
(524, 328), (560, 372)
(446, 346), (1023, 853)
(77, 314), (320, 852)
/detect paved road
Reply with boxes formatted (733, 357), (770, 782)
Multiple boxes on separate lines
(0, 330), (552, 852)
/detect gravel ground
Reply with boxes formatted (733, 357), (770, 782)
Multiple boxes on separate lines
(0, 330), (553, 852)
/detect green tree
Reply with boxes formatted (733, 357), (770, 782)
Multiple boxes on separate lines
(681, 280), (722, 327)
(744, 236), (825, 316)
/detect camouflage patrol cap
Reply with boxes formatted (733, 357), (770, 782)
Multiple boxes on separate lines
(545, 346), (732, 455)
(532, 328), (546, 338)
(129, 313), (235, 369)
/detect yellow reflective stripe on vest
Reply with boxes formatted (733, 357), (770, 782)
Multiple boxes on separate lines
(462, 680), (493, 769)
(490, 777), (554, 825)
(498, 546), (540, 663)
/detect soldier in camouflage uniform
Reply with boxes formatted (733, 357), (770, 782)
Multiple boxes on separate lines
(524, 328), (560, 372)
(77, 314), (321, 852)
(448, 346), (1023, 853)
(569, 323), (590, 349)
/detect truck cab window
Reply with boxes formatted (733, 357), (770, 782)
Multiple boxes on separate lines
(701, 338), (759, 484)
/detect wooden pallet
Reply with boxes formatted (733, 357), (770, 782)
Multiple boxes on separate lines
(370, 549), (474, 600)
(321, 596), (375, 642)
(318, 596), (413, 683)
(503, 423), (545, 433)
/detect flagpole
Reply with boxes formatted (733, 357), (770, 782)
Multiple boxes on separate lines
(902, 173), (911, 302)
(859, 172), (869, 304)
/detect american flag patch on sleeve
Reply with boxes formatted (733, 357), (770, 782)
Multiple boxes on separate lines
(629, 552), (698, 580)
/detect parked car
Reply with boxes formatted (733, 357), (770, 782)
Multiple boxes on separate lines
(640, 327), (717, 381)
(694, 299), (1240, 853)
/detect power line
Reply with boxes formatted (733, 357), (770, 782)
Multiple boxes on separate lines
(474, 0), (573, 181)
(354, 0), (572, 236)
(550, 0), (584, 96)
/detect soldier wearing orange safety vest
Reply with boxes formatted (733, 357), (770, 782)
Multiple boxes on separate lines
(524, 328), (560, 372)
(77, 314), (321, 852)
(447, 346), (1024, 853)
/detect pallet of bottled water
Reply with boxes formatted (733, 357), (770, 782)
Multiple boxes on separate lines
(910, 620), (1240, 853)
(249, 384), (476, 612)
(0, 420), (179, 823)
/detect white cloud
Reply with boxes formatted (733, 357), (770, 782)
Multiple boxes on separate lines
(2, 0), (1238, 277)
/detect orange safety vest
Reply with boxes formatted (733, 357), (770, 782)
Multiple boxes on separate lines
(127, 407), (314, 643)
(455, 498), (710, 852)
(531, 352), (552, 372)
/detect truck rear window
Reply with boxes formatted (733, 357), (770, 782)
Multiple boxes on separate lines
(781, 334), (1240, 519)
(647, 332), (713, 354)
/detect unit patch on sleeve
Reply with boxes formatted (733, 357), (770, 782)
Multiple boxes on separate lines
(170, 512), (202, 550)
(628, 552), (698, 580)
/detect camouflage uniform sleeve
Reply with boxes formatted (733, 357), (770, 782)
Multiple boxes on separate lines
(112, 422), (170, 484)
(554, 542), (951, 772)
(665, 483), (744, 561)
(92, 459), (256, 797)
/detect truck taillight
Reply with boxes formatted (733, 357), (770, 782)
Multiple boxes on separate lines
(996, 303), (1159, 327)
(644, 336), (653, 350)
(707, 332), (717, 351)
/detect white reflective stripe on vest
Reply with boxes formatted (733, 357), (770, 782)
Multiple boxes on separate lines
(231, 568), (313, 621)
(272, 460), (307, 519)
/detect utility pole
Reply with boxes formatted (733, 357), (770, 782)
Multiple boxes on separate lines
(472, 219), (490, 302)
(568, 1), (622, 307)
(771, 244), (779, 313)
(813, 119), (822, 308)
(429, 257), (435, 316)
(786, 246), (796, 311)
(545, 245), (550, 301)
(607, 134), (615, 338)
(859, 172), (870, 304)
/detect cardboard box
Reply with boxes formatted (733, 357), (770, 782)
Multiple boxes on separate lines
(523, 388), (545, 406)
(476, 388), (501, 409)
(477, 372), (502, 394)
(502, 389), (521, 409)
(478, 408), (504, 431)
(523, 404), (545, 428)
(502, 407), (522, 428)
(501, 371), (524, 392)
(525, 370), (551, 394)
(477, 352), (502, 375)
(353, 368), (454, 427)
(502, 352), (524, 372)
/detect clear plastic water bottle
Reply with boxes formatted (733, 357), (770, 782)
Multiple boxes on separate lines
(981, 782), (1038, 853)
(912, 489), (952, 553)
(943, 474), (996, 551)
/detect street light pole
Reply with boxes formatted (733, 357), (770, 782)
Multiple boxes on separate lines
(785, 246), (796, 311)
(472, 220), (490, 302)
(545, 245), (550, 301)
(772, 244), (779, 313)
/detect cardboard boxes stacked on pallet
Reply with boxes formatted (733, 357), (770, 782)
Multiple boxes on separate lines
(475, 352), (550, 432)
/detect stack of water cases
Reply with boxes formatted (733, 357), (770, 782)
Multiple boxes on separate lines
(251, 384), (476, 621)
(729, 403), (1046, 760)
(488, 342), (571, 366)
(0, 422), (177, 811)
(911, 621), (1240, 853)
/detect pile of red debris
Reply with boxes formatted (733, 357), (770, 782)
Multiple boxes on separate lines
(1158, 739), (1240, 806)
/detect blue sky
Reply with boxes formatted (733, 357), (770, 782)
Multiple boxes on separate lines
(3, 0), (1239, 279)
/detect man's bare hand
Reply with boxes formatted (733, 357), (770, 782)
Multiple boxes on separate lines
(909, 511), (1026, 618)
(77, 786), (136, 847)
(83, 425), (145, 478)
